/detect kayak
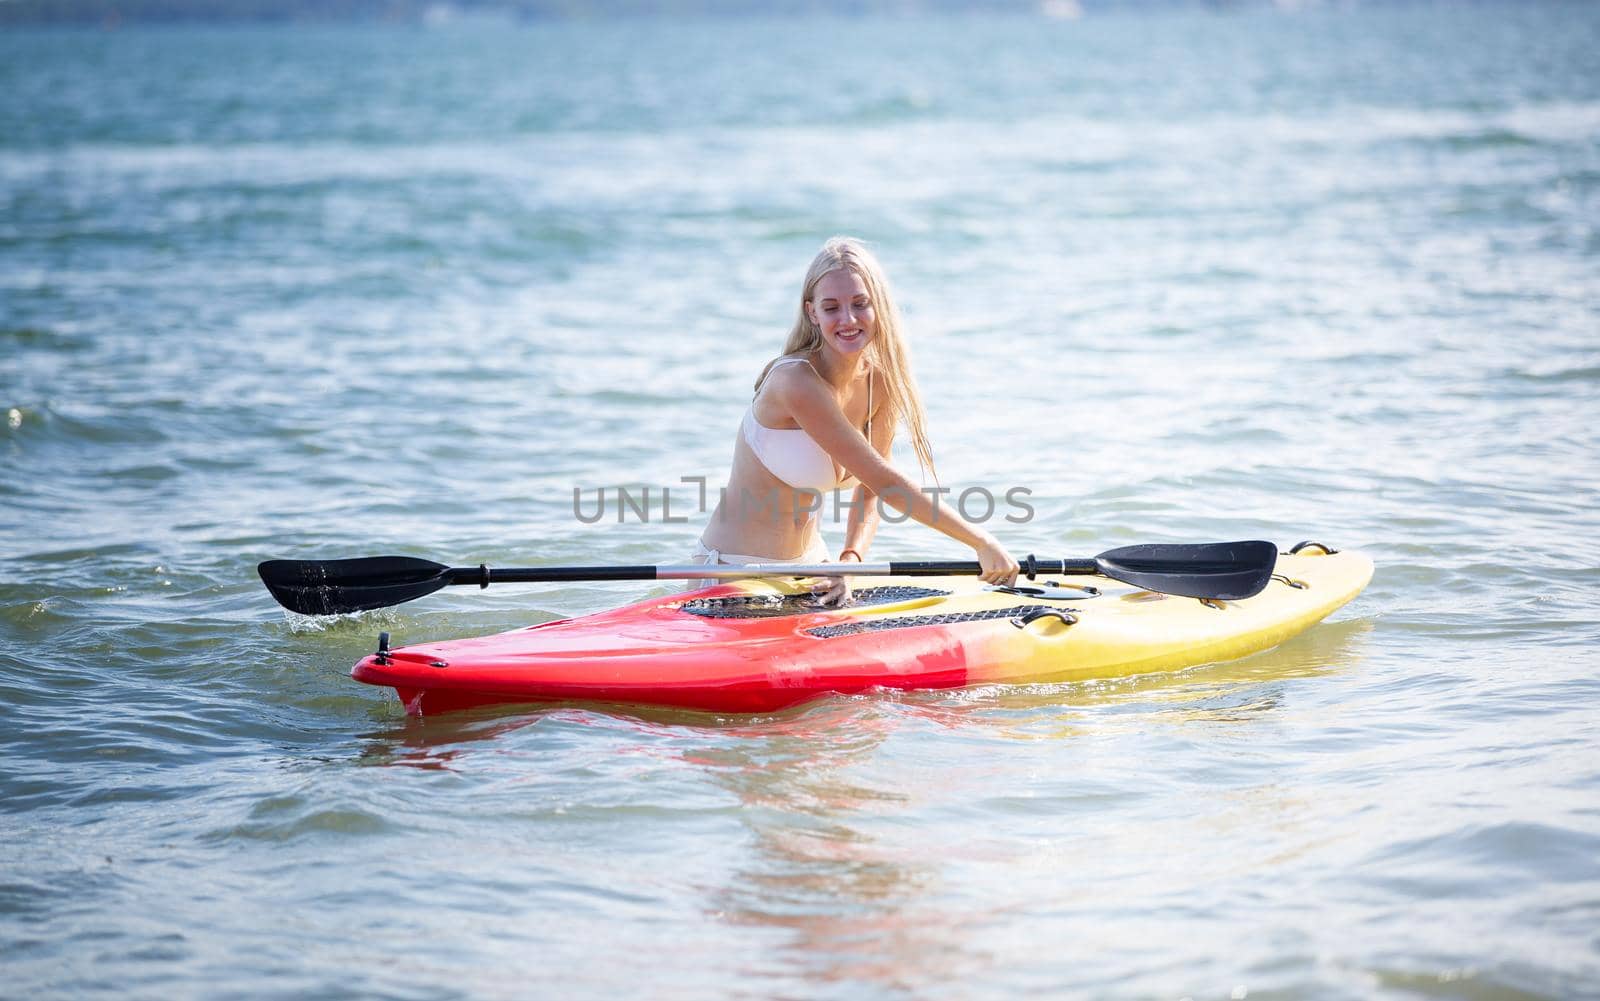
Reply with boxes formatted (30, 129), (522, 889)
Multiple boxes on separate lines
(351, 542), (1372, 716)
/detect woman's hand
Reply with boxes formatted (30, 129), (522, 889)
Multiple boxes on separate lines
(974, 534), (1020, 587)
(810, 549), (862, 608)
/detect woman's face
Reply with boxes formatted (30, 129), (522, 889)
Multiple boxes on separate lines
(806, 268), (876, 357)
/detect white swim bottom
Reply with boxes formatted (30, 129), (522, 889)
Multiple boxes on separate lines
(685, 535), (832, 592)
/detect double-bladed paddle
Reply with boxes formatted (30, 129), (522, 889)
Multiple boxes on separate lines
(258, 540), (1279, 616)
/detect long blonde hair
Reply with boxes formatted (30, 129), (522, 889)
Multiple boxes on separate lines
(756, 237), (937, 476)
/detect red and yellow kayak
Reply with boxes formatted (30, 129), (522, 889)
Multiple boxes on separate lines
(352, 545), (1372, 716)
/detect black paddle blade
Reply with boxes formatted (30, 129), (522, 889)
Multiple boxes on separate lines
(1095, 541), (1278, 600)
(257, 556), (452, 615)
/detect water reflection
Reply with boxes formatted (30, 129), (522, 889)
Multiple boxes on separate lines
(694, 703), (986, 993)
(349, 699), (724, 770)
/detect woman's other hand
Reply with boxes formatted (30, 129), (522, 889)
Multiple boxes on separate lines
(810, 548), (862, 607)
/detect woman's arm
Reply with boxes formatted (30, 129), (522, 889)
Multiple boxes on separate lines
(772, 366), (1019, 585)
(837, 403), (892, 562)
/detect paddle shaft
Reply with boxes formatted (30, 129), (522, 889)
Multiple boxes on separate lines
(449, 557), (1096, 585)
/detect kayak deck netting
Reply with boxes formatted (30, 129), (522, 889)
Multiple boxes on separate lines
(351, 547), (1374, 716)
(679, 585), (951, 619)
(805, 606), (1048, 638)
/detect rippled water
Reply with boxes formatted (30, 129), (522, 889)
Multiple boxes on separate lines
(4, 6), (1599, 997)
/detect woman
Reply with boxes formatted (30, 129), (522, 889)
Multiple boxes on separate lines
(691, 237), (1020, 603)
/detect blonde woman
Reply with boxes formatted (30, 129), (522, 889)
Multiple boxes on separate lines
(692, 237), (1019, 604)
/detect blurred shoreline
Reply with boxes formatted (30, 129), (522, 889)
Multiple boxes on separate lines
(0, 0), (1395, 29)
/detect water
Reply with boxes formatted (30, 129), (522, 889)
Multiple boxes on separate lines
(3, 5), (1599, 997)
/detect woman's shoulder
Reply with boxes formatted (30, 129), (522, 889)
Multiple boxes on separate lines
(757, 355), (821, 392)
(771, 353), (819, 373)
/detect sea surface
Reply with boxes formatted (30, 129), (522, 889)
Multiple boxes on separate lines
(3, 5), (1599, 998)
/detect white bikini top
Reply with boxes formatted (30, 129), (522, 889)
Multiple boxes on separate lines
(742, 357), (872, 492)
